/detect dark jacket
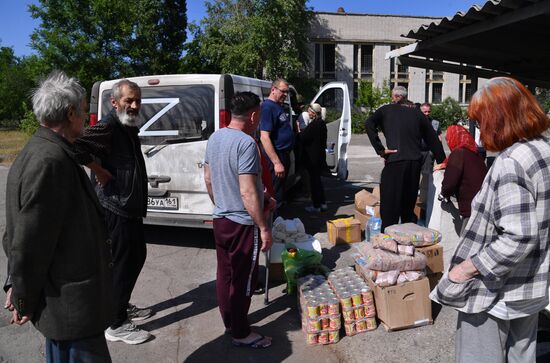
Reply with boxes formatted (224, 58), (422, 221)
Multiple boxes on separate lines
(75, 110), (148, 218)
(3, 127), (114, 340)
(299, 117), (328, 171)
(365, 102), (446, 164)
(441, 147), (488, 217)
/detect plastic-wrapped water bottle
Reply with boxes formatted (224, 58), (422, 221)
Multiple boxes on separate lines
(367, 217), (382, 242)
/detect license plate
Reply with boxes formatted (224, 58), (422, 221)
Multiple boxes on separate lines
(147, 197), (178, 210)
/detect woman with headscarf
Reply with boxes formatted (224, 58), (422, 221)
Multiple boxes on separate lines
(431, 77), (550, 363)
(439, 124), (488, 233)
(300, 103), (328, 213)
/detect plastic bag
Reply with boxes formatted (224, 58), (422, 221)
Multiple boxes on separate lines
(281, 244), (328, 294)
(355, 243), (427, 271)
(384, 223), (442, 246)
(371, 234), (398, 254)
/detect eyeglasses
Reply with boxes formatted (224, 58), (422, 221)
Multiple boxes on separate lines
(275, 87), (289, 94)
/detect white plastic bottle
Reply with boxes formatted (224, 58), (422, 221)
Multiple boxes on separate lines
(367, 217), (382, 242)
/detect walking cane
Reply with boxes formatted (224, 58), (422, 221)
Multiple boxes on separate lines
(264, 210), (273, 305)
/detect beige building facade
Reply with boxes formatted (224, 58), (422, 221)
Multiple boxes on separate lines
(309, 11), (477, 105)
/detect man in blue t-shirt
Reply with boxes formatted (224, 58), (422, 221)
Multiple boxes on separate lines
(204, 92), (275, 349)
(260, 79), (294, 208)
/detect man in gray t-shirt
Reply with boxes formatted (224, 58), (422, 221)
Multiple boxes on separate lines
(205, 127), (263, 225)
(204, 92), (274, 349)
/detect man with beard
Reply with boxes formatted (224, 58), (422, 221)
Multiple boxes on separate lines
(75, 79), (152, 345)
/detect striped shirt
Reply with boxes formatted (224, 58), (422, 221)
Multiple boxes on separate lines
(431, 136), (550, 314)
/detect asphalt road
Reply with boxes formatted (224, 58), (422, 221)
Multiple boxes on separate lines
(0, 134), (458, 363)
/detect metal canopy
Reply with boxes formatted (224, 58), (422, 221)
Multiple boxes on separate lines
(386, 0), (550, 88)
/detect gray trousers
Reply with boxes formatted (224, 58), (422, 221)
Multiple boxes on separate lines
(456, 311), (538, 363)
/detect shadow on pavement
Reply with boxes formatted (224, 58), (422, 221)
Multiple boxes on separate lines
(141, 280), (218, 331)
(183, 304), (298, 363)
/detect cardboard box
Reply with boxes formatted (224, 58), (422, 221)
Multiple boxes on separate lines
(372, 186), (380, 200)
(354, 189), (381, 217)
(427, 272), (443, 291)
(326, 218), (362, 244)
(416, 244), (444, 274)
(356, 265), (433, 331)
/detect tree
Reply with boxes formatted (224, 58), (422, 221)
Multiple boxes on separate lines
(185, 0), (312, 79)
(430, 97), (466, 130)
(351, 80), (391, 133)
(535, 88), (550, 113)
(0, 47), (36, 124)
(29, 0), (187, 91)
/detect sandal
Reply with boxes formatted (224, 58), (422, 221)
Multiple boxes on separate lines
(232, 334), (272, 349)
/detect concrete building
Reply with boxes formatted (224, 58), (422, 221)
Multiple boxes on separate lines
(309, 9), (476, 105)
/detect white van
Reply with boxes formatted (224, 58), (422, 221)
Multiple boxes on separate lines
(89, 74), (351, 228)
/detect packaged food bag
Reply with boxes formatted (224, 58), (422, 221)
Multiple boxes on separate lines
(371, 234), (398, 254)
(396, 270), (426, 284)
(355, 242), (427, 271)
(384, 223), (442, 246)
(397, 245), (415, 256)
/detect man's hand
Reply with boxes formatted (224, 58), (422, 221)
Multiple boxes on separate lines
(448, 258), (478, 283)
(266, 197), (276, 212)
(260, 227), (273, 252)
(381, 149), (398, 159)
(433, 163), (446, 171)
(94, 167), (113, 187)
(5, 289), (31, 325)
(274, 162), (285, 178)
(10, 309), (31, 325)
(87, 161), (113, 187)
(4, 287), (14, 311)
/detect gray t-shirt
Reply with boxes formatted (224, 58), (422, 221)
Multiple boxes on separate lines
(205, 127), (263, 225)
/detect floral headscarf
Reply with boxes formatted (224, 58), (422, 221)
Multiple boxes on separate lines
(445, 125), (478, 153)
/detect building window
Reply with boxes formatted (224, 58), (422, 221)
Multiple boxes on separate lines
(432, 83), (443, 103)
(314, 43), (336, 80)
(425, 67), (444, 104)
(459, 74), (473, 104)
(390, 45), (409, 88)
(353, 44), (373, 80)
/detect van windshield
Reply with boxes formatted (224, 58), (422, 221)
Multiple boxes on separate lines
(100, 85), (215, 145)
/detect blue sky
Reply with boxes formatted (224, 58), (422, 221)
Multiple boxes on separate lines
(0, 0), (482, 57)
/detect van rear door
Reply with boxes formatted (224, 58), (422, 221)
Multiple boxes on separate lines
(310, 82), (351, 180)
(139, 84), (216, 227)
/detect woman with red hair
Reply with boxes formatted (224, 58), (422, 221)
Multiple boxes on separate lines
(439, 124), (487, 232)
(431, 77), (550, 363)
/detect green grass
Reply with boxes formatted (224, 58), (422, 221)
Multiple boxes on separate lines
(0, 130), (30, 165)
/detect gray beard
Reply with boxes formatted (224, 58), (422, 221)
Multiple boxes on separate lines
(117, 110), (138, 126)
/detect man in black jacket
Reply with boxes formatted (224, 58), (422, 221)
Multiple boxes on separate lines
(365, 86), (446, 230)
(75, 79), (152, 345)
(3, 71), (114, 361)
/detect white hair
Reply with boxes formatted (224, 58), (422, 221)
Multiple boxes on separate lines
(392, 86), (408, 99)
(111, 79), (140, 101)
(32, 71), (86, 127)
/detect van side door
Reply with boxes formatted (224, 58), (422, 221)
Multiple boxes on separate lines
(310, 82), (351, 180)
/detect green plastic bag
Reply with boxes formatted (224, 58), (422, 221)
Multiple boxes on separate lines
(281, 244), (328, 294)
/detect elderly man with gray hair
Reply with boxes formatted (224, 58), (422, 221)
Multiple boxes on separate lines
(365, 86), (446, 230)
(3, 71), (114, 361)
(75, 79), (152, 345)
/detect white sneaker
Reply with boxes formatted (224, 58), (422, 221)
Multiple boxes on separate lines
(105, 321), (151, 345)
